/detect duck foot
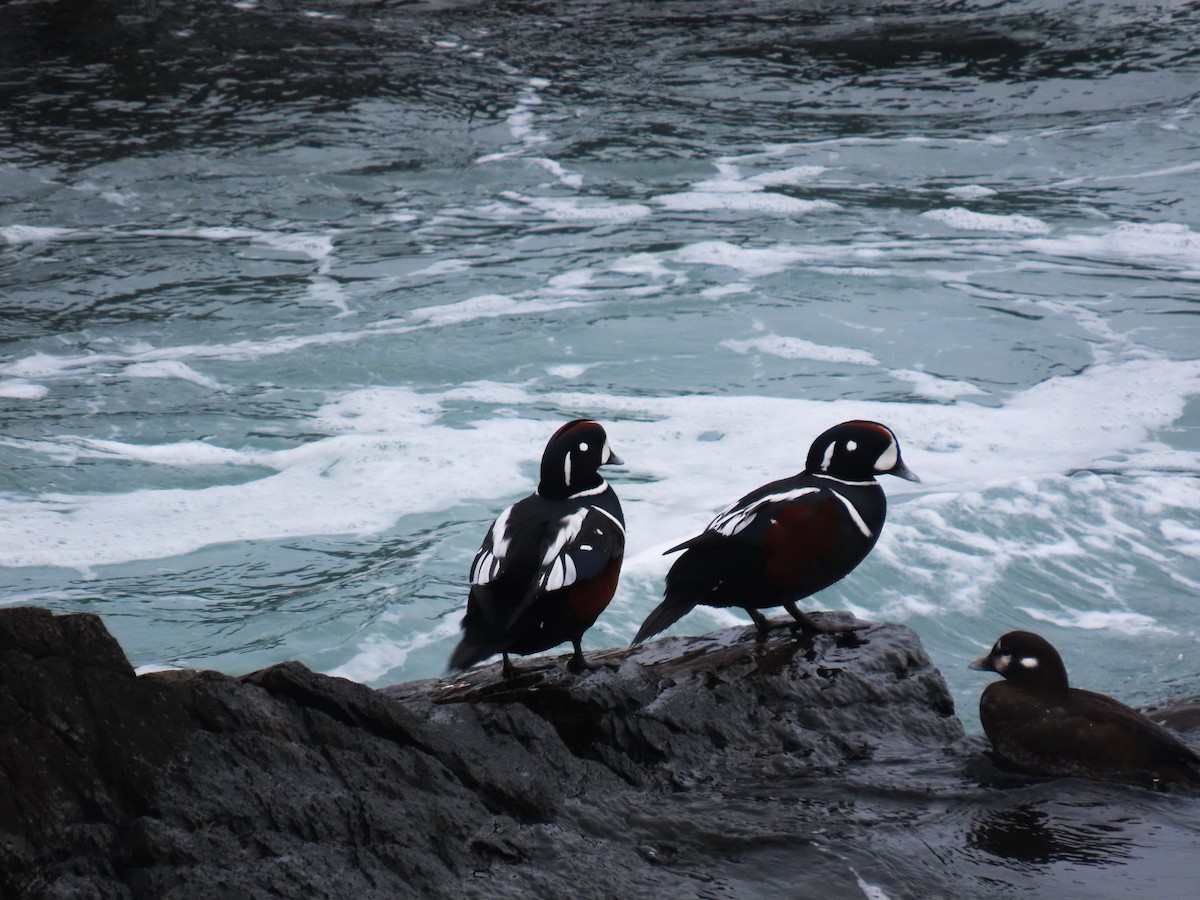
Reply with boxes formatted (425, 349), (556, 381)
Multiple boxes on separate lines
(784, 602), (866, 638)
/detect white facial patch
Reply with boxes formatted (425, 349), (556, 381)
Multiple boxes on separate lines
(846, 440), (857, 452)
(579, 442), (589, 452)
(820, 442), (835, 471)
(1019, 656), (1039, 669)
(994, 653), (1012, 674)
(873, 439), (898, 473)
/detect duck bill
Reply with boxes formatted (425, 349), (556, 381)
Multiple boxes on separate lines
(604, 448), (624, 467)
(891, 459), (921, 483)
(968, 655), (994, 672)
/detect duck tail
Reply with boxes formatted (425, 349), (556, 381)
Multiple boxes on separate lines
(630, 593), (695, 646)
(447, 635), (492, 673)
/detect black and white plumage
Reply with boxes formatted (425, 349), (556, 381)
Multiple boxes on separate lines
(631, 420), (918, 646)
(970, 630), (1200, 787)
(449, 419), (625, 676)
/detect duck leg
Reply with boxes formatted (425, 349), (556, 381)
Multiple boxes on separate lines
(566, 638), (596, 673)
(745, 607), (773, 641)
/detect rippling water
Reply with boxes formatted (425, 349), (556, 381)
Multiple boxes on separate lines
(3, 0), (1200, 883)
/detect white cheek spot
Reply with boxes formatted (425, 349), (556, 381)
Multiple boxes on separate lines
(874, 439), (898, 473)
(994, 653), (1011, 674)
(846, 440), (857, 452)
(579, 442), (589, 452)
(1019, 656), (1039, 669)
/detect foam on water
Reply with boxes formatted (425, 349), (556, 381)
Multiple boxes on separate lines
(1026, 222), (1200, 272)
(500, 191), (653, 221)
(721, 335), (880, 366)
(123, 361), (226, 391)
(655, 191), (838, 215)
(921, 207), (1051, 235)
(5, 356), (1195, 585)
(1019, 607), (1169, 635)
(0, 380), (49, 400)
(1, 224), (74, 244)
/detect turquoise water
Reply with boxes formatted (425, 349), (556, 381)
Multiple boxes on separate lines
(2, 0), (1199, 740)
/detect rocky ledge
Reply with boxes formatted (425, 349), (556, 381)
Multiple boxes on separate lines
(7, 606), (1198, 899)
(0, 606), (963, 897)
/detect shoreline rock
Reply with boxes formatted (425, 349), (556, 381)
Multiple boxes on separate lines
(10, 605), (1197, 898)
(1, 606), (959, 897)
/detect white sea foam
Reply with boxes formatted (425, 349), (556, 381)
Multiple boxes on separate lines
(306, 275), (353, 315)
(655, 191), (837, 215)
(327, 616), (461, 683)
(1018, 606), (1169, 635)
(1094, 161), (1200, 182)
(1, 225), (74, 244)
(0, 326), (406, 381)
(747, 165), (827, 186)
(547, 363), (597, 379)
(889, 369), (988, 400)
(722, 335), (879, 366)
(409, 293), (584, 325)
(671, 240), (818, 276)
(530, 157), (584, 189)
(0, 380), (49, 400)
(477, 76), (553, 153)
(700, 283), (752, 298)
(1024, 222), (1200, 270)
(501, 191), (652, 222)
(3, 358), (1198, 598)
(944, 185), (997, 200)
(140, 227), (336, 264)
(922, 207), (1051, 235)
(853, 872), (893, 900)
(123, 361), (224, 390)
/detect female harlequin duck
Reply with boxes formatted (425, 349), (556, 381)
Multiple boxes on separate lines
(971, 630), (1200, 787)
(631, 420), (918, 646)
(449, 420), (625, 677)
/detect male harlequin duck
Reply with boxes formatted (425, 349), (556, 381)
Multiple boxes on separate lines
(449, 419), (625, 677)
(971, 630), (1200, 787)
(631, 420), (918, 646)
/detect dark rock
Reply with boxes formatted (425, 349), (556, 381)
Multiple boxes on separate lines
(1, 606), (960, 897)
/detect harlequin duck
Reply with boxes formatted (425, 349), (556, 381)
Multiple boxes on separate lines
(449, 419), (625, 677)
(970, 630), (1200, 787)
(631, 420), (918, 646)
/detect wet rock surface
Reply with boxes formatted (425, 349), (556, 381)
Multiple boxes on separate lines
(2, 606), (1198, 898)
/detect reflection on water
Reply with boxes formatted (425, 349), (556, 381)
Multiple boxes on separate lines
(969, 802), (1135, 865)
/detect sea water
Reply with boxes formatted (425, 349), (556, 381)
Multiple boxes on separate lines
(2, 0), (1199, 737)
